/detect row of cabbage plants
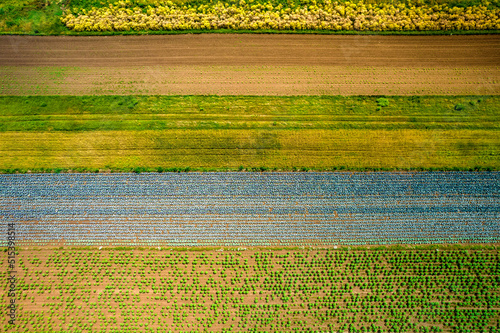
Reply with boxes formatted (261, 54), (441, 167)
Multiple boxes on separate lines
(1, 172), (498, 246)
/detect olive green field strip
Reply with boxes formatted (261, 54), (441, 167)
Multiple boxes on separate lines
(1, 96), (499, 172)
(0, 35), (499, 96)
(1, 248), (499, 333)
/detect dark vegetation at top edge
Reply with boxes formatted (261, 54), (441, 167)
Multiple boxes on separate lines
(0, 0), (499, 35)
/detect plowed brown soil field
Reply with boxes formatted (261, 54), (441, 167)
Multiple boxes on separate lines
(0, 34), (499, 95)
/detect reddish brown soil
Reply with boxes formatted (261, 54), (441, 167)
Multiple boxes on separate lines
(1, 35), (499, 67)
(0, 34), (499, 95)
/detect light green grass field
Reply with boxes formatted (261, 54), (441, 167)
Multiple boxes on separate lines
(1, 95), (498, 172)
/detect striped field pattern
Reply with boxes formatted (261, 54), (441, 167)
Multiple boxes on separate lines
(1, 172), (499, 246)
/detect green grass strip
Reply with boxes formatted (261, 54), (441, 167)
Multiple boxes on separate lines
(1, 95), (499, 132)
(0, 95), (499, 172)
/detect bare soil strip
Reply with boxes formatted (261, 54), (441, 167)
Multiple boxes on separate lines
(0, 65), (498, 95)
(0, 35), (499, 95)
(1, 35), (499, 67)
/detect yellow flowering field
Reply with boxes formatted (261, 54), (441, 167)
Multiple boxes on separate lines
(61, 0), (500, 32)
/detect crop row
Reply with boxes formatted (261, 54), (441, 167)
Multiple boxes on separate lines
(1, 172), (499, 246)
(1, 248), (499, 332)
(61, 0), (500, 32)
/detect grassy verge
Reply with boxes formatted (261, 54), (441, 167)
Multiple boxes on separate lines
(0, 0), (66, 34)
(1, 95), (498, 132)
(0, 95), (498, 172)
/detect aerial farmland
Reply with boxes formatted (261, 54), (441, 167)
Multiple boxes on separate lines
(1, 0), (499, 332)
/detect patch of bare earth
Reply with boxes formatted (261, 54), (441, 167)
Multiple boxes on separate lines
(0, 35), (498, 95)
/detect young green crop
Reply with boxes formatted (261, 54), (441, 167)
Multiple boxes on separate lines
(1, 246), (499, 332)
